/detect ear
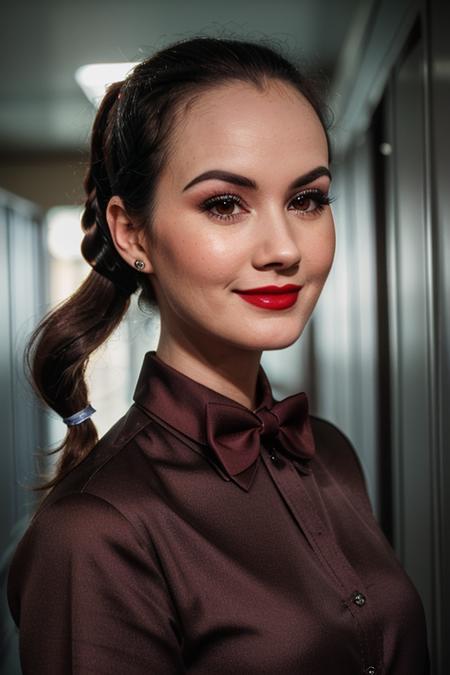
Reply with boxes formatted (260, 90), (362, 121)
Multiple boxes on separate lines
(105, 196), (155, 274)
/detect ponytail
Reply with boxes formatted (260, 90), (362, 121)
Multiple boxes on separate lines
(27, 82), (139, 493)
(26, 273), (131, 492)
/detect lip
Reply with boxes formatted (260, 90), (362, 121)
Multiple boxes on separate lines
(233, 284), (302, 310)
(234, 284), (302, 294)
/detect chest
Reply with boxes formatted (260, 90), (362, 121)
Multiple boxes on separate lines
(135, 448), (428, 674)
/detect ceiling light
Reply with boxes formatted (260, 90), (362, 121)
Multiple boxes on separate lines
(75, 62), (138, 107)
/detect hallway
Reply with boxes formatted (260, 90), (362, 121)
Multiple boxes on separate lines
(1, 1), (448, 672)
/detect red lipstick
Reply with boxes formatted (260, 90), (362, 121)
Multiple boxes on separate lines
(233, 284), (302, 310)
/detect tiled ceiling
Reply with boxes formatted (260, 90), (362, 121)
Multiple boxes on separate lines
(0, 0), (362, 153)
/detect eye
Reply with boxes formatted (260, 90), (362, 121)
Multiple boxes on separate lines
(289, 188), (332, 216)
(199, 188), (333, 223)
(199, 193), (244, 222)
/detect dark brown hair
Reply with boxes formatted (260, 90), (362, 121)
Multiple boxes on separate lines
(25, 35), (332, 492)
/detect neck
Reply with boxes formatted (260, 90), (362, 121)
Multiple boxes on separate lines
(155, 339), (262, 410)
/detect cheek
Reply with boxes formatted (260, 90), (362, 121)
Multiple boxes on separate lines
(306, 219), (336, 278)
(153, 228), (239, 290)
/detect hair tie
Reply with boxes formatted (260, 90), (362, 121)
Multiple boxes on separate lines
(63, 404), (96, 426)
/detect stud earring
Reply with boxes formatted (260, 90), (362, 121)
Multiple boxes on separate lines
(134, 259), (145, 271)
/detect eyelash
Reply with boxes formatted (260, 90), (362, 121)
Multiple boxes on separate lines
(199, 188), (334, 223)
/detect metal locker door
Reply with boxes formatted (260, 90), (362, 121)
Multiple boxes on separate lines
(384, 28), (436, 660)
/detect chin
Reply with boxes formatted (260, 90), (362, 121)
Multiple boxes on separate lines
(260, 334), (303, 351)
(232, 323), (307, 352)
(263, 336), (302, 351)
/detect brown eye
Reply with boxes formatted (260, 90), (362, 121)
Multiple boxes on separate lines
(200, 193), (243, 222)
(289, 189), (331, 216)
(212, 198), (237, 216)
(292, 195), (313, 211)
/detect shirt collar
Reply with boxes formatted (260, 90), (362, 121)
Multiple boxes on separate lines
(132, 351), (275, 491)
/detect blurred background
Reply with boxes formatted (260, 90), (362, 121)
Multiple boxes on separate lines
(1, 0), (449, 672)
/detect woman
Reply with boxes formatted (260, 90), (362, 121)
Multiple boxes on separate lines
(7, 37), (429, 674)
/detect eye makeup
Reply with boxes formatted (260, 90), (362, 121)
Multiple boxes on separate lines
(198, 188), (334, 223)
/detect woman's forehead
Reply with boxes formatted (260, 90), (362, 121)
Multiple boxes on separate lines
(165, 80), (328, 186)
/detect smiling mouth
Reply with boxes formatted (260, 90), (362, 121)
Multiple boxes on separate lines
(233, 285), (302, 310)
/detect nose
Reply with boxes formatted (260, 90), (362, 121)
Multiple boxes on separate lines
(252, 207), (301, 271)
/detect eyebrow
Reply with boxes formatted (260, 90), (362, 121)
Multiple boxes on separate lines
(182, 166), (332, 192)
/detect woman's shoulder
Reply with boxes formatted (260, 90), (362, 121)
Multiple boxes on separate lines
(7, 403), (175, 622)
(36, 403), (153, 502)
(15, 403), (158, 550)
(309, 415), (372, 508)
(14, 492), (140, 558)
(6, 492), (144, 624)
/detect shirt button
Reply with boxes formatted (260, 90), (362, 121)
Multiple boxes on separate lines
(352, 591), (366, 607)
(365, 667), (376, 675)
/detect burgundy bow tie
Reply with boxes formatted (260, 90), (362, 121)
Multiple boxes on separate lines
(205, 393), (316, 477)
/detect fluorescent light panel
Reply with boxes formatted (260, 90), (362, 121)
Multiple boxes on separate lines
(75, 62), (138, 107)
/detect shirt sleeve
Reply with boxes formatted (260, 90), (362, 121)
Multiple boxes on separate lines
(7, 492), (185, 675)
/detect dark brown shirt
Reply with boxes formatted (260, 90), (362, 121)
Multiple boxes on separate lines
(7, 351), (430, 674)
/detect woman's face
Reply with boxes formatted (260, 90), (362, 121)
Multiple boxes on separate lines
(145, 79), (335, 356)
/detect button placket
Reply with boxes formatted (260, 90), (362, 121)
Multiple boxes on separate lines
(261, 450), (383, 672)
